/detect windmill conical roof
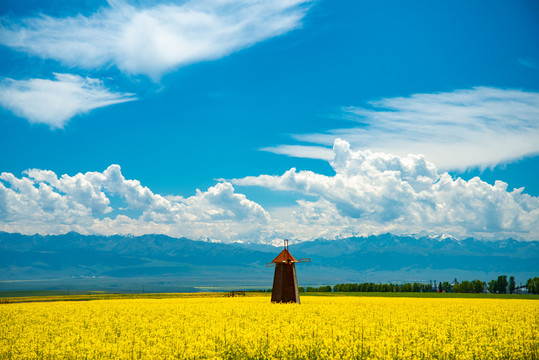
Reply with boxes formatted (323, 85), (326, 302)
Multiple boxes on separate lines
(272, 248), (298, 263)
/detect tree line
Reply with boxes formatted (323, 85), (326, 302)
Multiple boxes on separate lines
(301, 275), (539, 294)
(527, 277), (539, 294)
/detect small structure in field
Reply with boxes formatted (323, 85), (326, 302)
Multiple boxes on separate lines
(266, 239), (310, 304)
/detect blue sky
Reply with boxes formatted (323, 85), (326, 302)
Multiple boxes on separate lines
(0, 0), (538, 243)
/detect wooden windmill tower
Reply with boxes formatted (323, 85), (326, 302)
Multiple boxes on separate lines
(267, 240), (310, 304)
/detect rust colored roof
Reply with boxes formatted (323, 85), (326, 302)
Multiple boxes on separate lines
(272, 249), (298, 263)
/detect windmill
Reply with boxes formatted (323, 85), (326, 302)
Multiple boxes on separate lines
(266, 239), (310, 304)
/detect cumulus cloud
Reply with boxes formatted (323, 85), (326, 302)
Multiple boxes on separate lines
(0, 165), (269, 241)
(235, 139), (539, 240)
(266, 87), (539, 171)
(0, 0), (311, 80)
(2, 143), (538, 242)
(0, 73), (136, 128)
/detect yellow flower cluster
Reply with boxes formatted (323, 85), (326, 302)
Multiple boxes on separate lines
(1, 296), (537, 359)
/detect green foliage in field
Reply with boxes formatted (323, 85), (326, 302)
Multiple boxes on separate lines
(321, 292), (539, 299)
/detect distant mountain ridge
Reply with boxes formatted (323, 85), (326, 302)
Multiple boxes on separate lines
(1, 232), (538, 292)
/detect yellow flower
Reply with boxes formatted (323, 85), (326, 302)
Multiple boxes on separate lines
(0, 296), (537, 359)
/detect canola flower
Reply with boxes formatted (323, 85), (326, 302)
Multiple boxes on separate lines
(0, 296), (538, 359)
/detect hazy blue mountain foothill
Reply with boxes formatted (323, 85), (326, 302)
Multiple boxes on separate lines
(1, 232), (538, 293)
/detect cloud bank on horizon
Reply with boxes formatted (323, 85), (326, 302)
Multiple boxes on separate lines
(0, 164), (270, 243)
(264, 87), (539, 171)
(1, 140), (538, 243)
(0, 0), (311, 126)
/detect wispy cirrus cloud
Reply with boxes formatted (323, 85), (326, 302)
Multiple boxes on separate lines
(0, 73), (136, 128)
(518, 57), (537, 70)
(265, 87), (539, 171)
(261, 144), (334, 161)
(0, 0), (312, 80)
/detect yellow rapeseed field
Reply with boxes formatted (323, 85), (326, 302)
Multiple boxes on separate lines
(1, 296), (538, 359)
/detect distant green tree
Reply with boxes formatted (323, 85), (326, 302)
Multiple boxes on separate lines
(472, 280), (485, 293)
(497, 275), (508, 294)
(401, 283), (413, 292)
(453, 281), (471, 293)
(487, 280), (497, 293)
(527, 277), (539, 294)
(306, 285), (332, 292)
(509, 276), (516, 294)
(452, 280), (483, 293)
(441, 282), (451, 293)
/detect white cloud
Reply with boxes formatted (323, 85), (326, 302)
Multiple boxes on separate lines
(184, 182), (269, 222)
(0, 165), (269, 241)
(0, 0), (311, 80)
(2, 144), (538, 242)
(0, 73), (136, 128)
(260, 144), (333, 161)
(235, 139), (539, 240)
(265, 87), (539, 171)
